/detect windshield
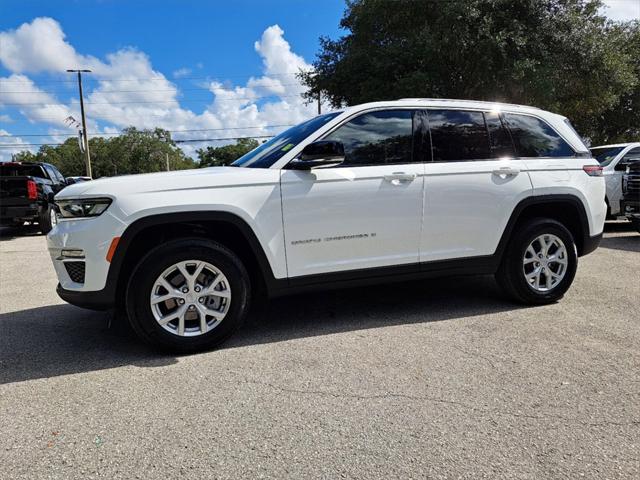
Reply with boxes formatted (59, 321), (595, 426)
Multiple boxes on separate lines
(589, 146), (625, 167)
(232, 112), (341, 168)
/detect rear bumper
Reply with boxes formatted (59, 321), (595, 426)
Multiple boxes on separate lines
(56, 283), (115, 311)
(0, 204), (38, 223)
(581, 232), (602, 256)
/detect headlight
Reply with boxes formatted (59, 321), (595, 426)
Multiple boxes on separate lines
(56, 198), (112, 218)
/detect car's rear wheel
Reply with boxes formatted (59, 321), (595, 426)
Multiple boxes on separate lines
(126, 238), (251, 352)
(496, 218), (577, 304)
(38, 203), (57, 234)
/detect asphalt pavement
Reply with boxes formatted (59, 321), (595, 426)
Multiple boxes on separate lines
(0, 222), (638, 479)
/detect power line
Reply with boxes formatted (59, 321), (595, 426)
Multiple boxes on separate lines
(13, 111), (219, 120)
(0, 124), (293, 138)
(0, 71), (309, 85)
(0, 142), (69, 147)
(0, 83), (305, 95)
(0, 93), (304, 106)
(175, 135), (274, 144)
(0, 134), (276, 148)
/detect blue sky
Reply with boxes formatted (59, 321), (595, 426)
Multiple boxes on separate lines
(0, 0), (638, 161)
(1, 0), (344, 78)
(0, 0), (345, 160)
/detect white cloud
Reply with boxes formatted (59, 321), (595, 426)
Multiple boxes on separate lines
(601, 0), (640, 21)
(0, 17), (100, 73)
(0, 114), (13, 123)
(254, 25), (308, 78)
(0, 18), (318, 160)
(172, 67), (192, 78)
(0, 129), (33, 162)
(0, 74), (77, 128)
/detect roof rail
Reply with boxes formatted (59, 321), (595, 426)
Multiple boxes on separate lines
(397, 98), (541, 110)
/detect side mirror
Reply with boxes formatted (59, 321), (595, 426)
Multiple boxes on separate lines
(288, 140), (345, 170)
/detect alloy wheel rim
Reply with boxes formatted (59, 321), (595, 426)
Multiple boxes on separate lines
(522, 234), (568, 292)
(150, 260), (231, 337)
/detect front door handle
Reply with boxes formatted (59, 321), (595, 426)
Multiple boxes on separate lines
(383, 172), (417, 184)
(492, 167), (520, 177)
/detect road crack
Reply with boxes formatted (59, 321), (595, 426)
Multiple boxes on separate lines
(244, 379), (640, 428)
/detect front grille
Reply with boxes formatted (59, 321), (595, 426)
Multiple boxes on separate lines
(625, 174), (640, 197)
(64, 261), (85, 283)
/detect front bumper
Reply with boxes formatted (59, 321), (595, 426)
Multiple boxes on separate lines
(621, 199), (640, 219)
(47, 212), (126, 307)
(56, 283), (115, 310)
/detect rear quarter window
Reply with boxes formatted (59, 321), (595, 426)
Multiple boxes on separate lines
(503, 113), (575, 158)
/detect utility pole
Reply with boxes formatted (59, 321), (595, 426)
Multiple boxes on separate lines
(166, 152), (170, 171)
(317, 91), (322, 115)
(67, 69), (92, 178)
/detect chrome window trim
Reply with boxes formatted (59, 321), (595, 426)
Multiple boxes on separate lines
(278, 103), (582, 169)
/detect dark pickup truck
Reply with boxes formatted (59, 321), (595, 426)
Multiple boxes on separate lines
(0, 162), (67, 233)
(621, 158), (640, 233)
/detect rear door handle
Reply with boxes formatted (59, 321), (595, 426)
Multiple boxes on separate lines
(383, 172), (417, 184)
(492, 167), (520, 177)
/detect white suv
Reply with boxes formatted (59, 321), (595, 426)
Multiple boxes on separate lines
(588, 143), (640, 217)
(48, 99), (606, 352)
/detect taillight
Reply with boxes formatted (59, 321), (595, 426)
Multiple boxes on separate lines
(583, 165), (603, 177)
(26, 179), (38, 200)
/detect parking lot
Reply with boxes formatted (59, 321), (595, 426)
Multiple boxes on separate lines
(0, 224), (638, 479)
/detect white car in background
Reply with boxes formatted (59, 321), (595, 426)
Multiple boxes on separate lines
(589, 143), (640, 218)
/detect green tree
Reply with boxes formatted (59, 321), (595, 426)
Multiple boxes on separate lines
(108, 127), (195, 175)
(593, 22), (640, 143)
(197, 138), (260, 167)
(11, 151), (37, 162)
(302, 0), (640, 144)
(14, 127), (196, 177)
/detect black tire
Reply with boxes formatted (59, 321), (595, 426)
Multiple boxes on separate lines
(38, 203), (55, 234)
(631, 218), (640, 234)
(126, 238), (251, 353)
(496, 218), (577, 305)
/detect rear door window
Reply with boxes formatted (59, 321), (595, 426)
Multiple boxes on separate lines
(503, 113), (574, 158)
(427, 110), (490, 161)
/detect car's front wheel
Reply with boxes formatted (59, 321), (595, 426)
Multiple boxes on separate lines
(126, 238), (251, 352)
(496, 218), (578, 304)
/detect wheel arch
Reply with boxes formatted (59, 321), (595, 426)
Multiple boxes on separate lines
(109, 211), (282, 307)
(496, 194), (591, 259)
